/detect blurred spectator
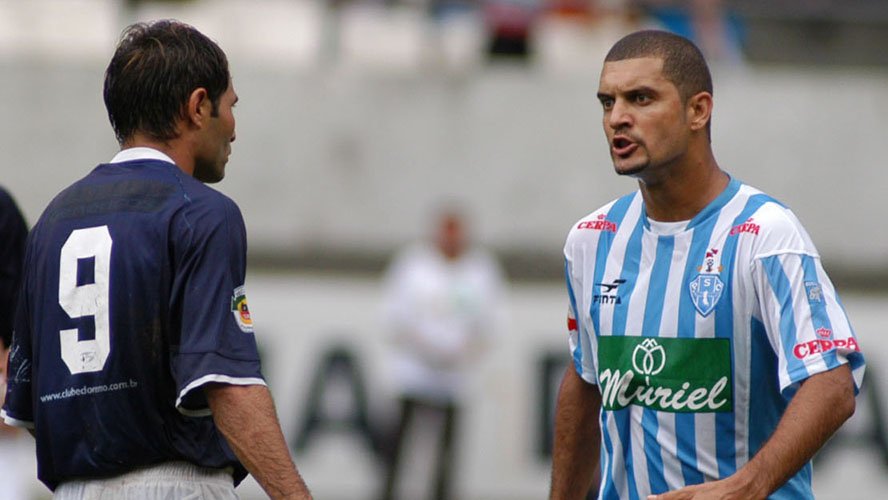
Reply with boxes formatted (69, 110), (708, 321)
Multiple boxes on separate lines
(379, 207), (506, 500)
(0, 185), (28, 500)
(632, 0), (745, 62)
(483, 0), (544, 60)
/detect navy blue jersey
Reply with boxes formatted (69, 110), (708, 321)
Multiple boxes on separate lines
(1, 155), (264, 490)
(0, 186), (28, 348)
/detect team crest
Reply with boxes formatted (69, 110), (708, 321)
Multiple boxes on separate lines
(230, 285), (254, 333)
(689, 248), (724, 316)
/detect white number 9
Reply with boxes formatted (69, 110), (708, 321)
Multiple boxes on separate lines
(59, 226), (113, 374)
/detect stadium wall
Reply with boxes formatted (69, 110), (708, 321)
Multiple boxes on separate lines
(1, 61), (885, 285)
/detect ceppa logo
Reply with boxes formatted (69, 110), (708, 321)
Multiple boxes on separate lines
(730, 218), (760, 236)
(793, 337), (860, 360)
(577, 214), (617, 233)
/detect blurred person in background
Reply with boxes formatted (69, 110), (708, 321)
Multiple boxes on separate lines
(549, 30), (863, 499)
(630, 0), (745, 63)
(0, 185), (28, 500)
(1, 20), (311, 500)
(379, 206), (506, 500)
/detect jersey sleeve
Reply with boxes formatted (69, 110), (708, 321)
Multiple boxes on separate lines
(2, 241), (35, 429)
(565, 249), (597, 385)
(170, 195), (265, 417)
(751, 207), (864, 397)
(0, 188), (28, 349)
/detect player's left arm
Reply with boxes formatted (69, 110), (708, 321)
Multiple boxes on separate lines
(648, 363), (855, 500)
(206, 383), (313, 500)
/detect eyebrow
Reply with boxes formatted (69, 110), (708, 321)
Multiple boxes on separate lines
(597, 85), (659, 100)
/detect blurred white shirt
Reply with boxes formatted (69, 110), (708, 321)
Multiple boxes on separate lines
(382, 243), (506, 403)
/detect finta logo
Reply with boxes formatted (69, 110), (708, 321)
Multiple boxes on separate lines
(578, 214), (617, 233)
(730, 218), (760, 236)
(594, 279), (626, 304)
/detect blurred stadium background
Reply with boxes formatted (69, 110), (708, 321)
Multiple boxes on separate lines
(1, 0), (886, 499)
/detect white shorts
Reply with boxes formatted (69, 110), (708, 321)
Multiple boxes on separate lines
(53, 461), (238, 500)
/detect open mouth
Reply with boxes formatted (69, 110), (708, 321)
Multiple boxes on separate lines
(612, 136), (637, 157)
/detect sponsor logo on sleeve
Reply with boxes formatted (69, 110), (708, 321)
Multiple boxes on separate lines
(805, 281), (823, 304)
(230, 285), (254, 333)
(597, 336), (733, 413)
(577, 214), (617, 233)
(793, 336), (860, 360)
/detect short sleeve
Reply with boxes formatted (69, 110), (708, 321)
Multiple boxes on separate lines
(170, 195), (265, 416)
(751, 209), (864, 396)
(565, 256), (597, 386)
(2, 248), (35, 429)
(0, 187), (28, 349)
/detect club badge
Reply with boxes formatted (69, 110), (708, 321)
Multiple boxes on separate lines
(230, 285), (254, 333)
(689, 248), (724, 317)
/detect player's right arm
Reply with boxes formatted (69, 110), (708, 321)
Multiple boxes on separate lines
(550, 365), (601, 500)
(205, 383), (312, 500)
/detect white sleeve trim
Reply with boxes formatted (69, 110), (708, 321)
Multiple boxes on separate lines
(0, 408), (35, 429)
(752, 249), (819, 261)
(175, 374), (267, 417)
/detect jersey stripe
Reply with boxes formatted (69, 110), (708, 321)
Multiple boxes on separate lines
(638, 235), (674, 493)
(761, 255), (810, 388)
(800, 255), (838, 367)
(565, 259), (585, 375)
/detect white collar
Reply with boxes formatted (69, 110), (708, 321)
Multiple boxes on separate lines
(110, 147), (176, 165)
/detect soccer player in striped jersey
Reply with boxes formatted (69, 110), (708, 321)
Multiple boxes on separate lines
(549, 30), (864, 500)
(1, 20), (311, 499)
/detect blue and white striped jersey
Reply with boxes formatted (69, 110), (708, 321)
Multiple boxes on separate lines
(564, 178), (864, 499)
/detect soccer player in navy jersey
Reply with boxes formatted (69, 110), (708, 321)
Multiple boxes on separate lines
(1, 20), (312, 499)
(549, 30), (863, 500)
(0, 186), (27, 355)
(0, 185), (29, 500)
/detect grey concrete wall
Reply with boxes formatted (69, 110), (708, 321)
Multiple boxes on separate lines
(1, 0), (886, 285)
(2, 60), (887, 283)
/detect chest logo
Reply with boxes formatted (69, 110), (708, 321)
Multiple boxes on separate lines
(598, 336), (732, 413)
(594, 279), (626, 305)
(689, 248), (724, 317)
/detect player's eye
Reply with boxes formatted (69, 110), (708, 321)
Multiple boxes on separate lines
(600, 98), (614, 110)
(634, 94), (651, 104)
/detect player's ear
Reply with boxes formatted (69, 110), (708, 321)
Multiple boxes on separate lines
(185, 88), (211, 128)
(687, 91), (713, 133)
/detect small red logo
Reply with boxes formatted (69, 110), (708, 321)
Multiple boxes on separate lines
(578, 215), (617, 233)
(793, 337), (859, 359)
(567, 317), (578, 332)
(817, 327), (832, 338)
(730, 218), (760, 236)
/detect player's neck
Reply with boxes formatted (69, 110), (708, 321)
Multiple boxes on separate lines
(639, 153), (728, 223)
(121, 134), (196, 177)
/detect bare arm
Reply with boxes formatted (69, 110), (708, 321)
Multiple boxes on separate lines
(205, 383), (312, 500)
(650, 364), (856, 500)
(550, 366), (602, 500)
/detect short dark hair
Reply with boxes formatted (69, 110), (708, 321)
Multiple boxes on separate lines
(605, 30), (713, 103)
(103, 20), (230, 144)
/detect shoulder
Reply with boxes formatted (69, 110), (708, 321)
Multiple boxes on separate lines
(175, 175), (245, 230)
(0, 185), (15, 208)
(565, 192), (636, 247)
(734, 184), (817, 257)
(0, 186), (25, 228)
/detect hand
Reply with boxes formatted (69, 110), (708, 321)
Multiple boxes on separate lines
(647, 477), (764, 500)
